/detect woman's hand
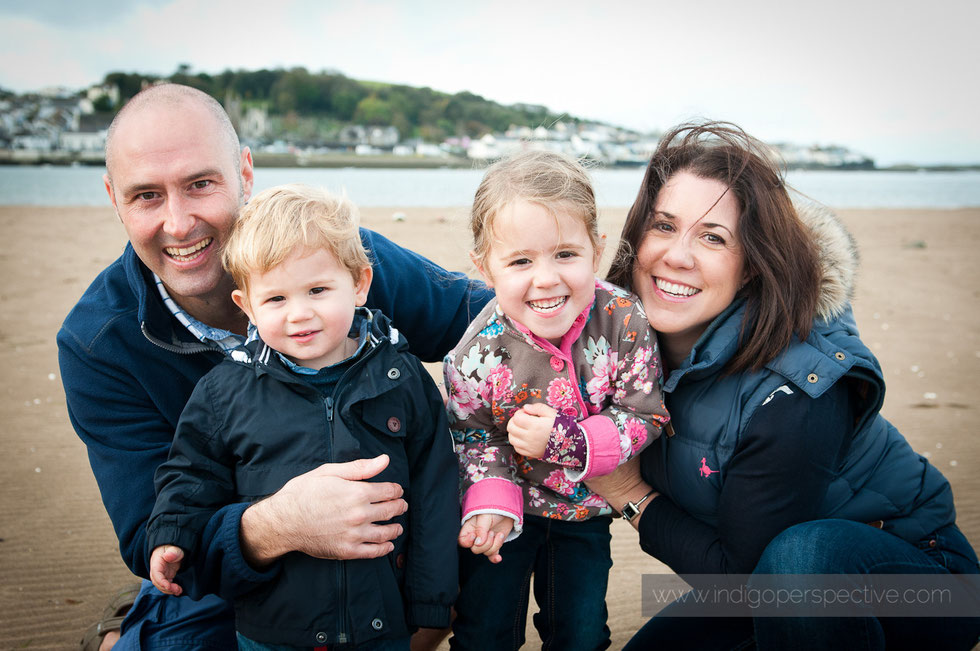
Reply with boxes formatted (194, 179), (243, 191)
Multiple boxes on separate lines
(585, 456), (657, 527)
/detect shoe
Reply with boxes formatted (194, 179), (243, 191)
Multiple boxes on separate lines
(78, 582), (142, 651)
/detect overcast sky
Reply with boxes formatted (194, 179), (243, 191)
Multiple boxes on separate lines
(1, 0), (976, 165)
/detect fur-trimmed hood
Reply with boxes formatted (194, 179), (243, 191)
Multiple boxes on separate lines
(794, 198), (859, 322)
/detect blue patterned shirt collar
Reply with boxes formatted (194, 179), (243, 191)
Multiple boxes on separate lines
(153, 273), (250, 355)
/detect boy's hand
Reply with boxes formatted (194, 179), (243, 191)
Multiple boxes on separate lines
(507, 403), (557, 459)
(149, 544), (185, 596)
(458, 513), (514, 563)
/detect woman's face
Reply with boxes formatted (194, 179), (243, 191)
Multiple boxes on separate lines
(631, 171), (747, 362)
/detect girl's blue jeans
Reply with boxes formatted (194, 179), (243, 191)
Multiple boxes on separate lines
(450, 514), (613, 651)
(624, 519), (980, 651)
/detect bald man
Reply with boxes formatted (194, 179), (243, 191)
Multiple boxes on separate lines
(59, 84), (491, 650)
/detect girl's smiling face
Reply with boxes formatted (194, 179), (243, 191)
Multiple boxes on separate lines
(476, 199), (601, 346)
(631, 171), (747, 364)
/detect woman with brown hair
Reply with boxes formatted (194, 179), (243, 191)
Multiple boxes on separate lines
(589, 121), (980, 649)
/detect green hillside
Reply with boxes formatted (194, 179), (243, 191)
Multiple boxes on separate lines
(100, 65), (581, 143)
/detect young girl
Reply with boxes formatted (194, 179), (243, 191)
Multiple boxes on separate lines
(444, 150), (670, 650)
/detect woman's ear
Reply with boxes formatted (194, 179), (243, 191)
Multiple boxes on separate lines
(469, 250), (494, 287)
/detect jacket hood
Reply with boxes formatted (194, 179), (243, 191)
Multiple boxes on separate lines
(794, 198), (859, 322)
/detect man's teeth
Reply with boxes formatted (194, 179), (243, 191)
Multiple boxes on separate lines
(165, 238), (212, 260)
(528, 297), (567, 313)
(656, 279), (700, 297)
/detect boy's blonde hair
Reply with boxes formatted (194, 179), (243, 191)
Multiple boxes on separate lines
(471, 149), (599, 270)
(223, 184), (370, 294)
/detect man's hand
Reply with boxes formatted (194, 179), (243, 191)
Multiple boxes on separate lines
(507, 403), (557, 459)
(458, 513), (513, 564)
(240, 455), (408, 567)
(149, 544), (185, 596)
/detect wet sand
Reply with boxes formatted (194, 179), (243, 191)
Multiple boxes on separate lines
(0, 204), (977, 649)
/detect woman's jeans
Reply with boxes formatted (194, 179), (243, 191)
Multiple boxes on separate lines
(624, 519), (980, 651)
(450, 514), (613, 651)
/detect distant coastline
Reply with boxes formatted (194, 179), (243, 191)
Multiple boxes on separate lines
(1, 148), (977, 172)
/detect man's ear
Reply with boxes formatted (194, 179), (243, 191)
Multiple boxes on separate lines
(239, 147), (255, 203)
(231, 289), (253, 323)
(469, 251), (493, 287)
(104, 173), (121, 221)
(353, 266), (373, 306)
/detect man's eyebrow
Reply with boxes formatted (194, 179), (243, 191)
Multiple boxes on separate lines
(119, 168), (226, 198)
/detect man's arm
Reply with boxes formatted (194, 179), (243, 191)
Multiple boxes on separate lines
(362, 228), (494, 362)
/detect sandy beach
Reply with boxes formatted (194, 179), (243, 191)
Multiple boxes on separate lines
(0, 203), (977, 649)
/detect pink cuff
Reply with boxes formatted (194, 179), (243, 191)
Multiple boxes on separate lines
(461, 477), (523, 524)
(567, 414), (621, 481)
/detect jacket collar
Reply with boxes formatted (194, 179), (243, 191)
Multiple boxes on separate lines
(123, 244), (216, 353)
(244, 307), (400, 379)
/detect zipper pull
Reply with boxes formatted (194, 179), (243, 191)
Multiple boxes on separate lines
(325, 396), (334, 421)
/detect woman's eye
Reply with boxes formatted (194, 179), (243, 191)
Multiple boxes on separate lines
(651, 221), (674, 233)
(703, 232), (726, 245)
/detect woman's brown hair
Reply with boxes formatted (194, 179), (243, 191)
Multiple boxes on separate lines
(607, 121), (821, 373)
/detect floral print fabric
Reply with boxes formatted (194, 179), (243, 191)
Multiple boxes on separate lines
(444, 279), (670, 525)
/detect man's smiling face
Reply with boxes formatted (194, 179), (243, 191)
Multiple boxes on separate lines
(104, 96), (252, 310)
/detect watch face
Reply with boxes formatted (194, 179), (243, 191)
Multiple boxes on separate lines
(622, 503), (639, 521)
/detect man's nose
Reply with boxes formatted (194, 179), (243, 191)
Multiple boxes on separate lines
(162, 196), (195, 239)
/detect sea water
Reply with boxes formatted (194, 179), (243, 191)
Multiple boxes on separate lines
(1, 165), (978, 209)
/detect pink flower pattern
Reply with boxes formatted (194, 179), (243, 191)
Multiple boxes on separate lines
(444, 281), (669, 525)
(547, 377), (577, 411)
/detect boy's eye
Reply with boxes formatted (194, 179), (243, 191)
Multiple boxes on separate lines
(266, 295), (285, 303)
(508, 258), (531, 267)
(310, 287), (326, 295)
(556, 250), (578, 259)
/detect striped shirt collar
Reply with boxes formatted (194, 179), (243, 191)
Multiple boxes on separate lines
(153, 273), (248, 355)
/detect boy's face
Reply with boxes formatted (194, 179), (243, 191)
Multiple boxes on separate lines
(232, 247), (372, 370)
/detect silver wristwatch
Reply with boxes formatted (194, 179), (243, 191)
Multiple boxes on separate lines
(621, 490), (655, 522)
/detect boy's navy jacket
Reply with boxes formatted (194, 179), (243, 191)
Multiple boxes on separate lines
(57, 228), (494, 604)
(147, 309), (458, 646)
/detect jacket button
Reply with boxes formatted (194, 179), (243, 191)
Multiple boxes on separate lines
(387, 417), (401, 433)
(929, 539), (937, 548)
(396, 553), (406, 568)
(387, 367), (401, 380)
(372, 618), (384, 630)
(549, 356), (564, 372)
(315, 631), (327, 643)
(807, 373), (819, 383)
(834, 352), (846, 361)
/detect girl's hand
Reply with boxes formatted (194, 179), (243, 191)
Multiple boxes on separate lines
(507, 403), (557, 459)
(458, 513), (514, 563)
(149, 544), (185, 596)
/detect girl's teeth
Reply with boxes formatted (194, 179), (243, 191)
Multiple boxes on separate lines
(528, 297), (567, 313)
